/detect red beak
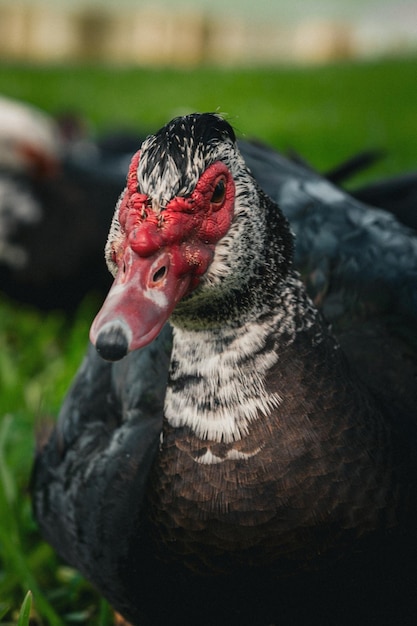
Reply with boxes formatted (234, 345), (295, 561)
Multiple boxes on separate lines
(90, 246), (191, 361)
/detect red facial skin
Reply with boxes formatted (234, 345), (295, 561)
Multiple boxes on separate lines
(90, 150), (235, 354)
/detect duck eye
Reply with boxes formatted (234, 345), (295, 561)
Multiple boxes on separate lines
(211, 178), (226, 204)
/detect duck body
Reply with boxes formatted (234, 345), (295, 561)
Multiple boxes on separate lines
(33, 114), (417, 625)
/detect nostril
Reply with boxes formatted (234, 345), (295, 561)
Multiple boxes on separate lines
(95, 323), (130, 361)
(152, 266), (167, 283)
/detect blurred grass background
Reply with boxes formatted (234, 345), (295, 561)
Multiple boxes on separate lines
(0, 56), (416, 624)
(1, 58), (417, 174)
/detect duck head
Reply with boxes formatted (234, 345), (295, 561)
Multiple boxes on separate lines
(90, 113), (292, 361)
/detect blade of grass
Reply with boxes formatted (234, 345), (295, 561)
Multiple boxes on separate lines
(0, 606), (9, 620)
(16, 591), (32, 626)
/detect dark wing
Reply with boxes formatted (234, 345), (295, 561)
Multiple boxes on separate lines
(241, 139), (417, 428)
(351, 170), (417, 231)
(32, 325), (172, 614)
(241, 139), (417, 319)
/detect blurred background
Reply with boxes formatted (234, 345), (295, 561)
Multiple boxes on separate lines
(0, 0), (417, 65)
(0, 1), (416, 625)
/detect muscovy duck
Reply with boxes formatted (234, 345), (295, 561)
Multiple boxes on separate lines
(32, 113), (417, 626)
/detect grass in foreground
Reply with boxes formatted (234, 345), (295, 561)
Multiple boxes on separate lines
(0, 56), (416, 624)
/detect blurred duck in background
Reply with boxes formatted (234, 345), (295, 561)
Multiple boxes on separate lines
(0, 96), (145, 311)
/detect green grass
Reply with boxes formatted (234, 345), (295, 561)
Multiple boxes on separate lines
(1, 57), (416, 178)
(0, 56), (416, 624)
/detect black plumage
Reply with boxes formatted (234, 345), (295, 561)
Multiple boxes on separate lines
(351, 170), (417, 231)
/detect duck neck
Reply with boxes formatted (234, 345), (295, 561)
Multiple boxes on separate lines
(165, 271), (351, 445)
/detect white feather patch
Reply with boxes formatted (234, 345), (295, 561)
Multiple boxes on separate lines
(194, 446), (263, 465)
(165, 317), (284, 443)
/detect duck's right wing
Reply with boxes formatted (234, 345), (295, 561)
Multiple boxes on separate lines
(31, 324), (172, 600)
